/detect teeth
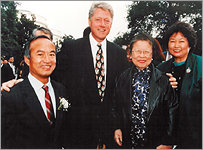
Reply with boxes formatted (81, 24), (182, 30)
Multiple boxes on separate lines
(174, 50), (181, 52)
(44, 66), (50, 69)
(99, 29), (105, 32)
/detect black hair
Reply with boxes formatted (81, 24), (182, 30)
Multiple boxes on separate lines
(129, 33), (157, 59)
(164, 21), (197, 52)
(24, 35), (51, 58)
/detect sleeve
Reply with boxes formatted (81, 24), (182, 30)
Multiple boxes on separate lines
(1, 91), (18, 148)
(162, 77), (179, 146)
(111, 74), (124, 132)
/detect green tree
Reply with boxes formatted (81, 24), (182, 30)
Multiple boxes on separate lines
(114, 1), (202, 55)
(56, 34), (75, 52)
(1, 1), (40, 66)
(16, 13), (39, 60)
(1, 1), (20, 60)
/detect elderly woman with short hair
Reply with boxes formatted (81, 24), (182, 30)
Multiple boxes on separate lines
(112, 33), (178, 149)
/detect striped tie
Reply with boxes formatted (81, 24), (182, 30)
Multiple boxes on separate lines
(42, 85), (54, 125)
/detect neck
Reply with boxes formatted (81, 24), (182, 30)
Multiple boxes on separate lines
(30, 73), (49, 85)
(91, 33), (105, 43)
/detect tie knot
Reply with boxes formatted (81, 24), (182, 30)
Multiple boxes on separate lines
(97, 43), (102, 49)
(42, 85), (48, 93)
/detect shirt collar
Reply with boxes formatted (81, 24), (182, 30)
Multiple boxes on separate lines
(89, 33), (106, 50)
(28, 73), (51, 91)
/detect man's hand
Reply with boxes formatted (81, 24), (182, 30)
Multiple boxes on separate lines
(156, 144), (172, 149)
(166, 73), (178, 89)
(1, 79), (23, 92)
(114, 129), (122, 146)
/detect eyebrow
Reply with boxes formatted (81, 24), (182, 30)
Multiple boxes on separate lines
(36, 49), (56, 53)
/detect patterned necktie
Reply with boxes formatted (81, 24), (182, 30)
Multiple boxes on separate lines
(95, 43), (105, 102)
(42, 85), (55, 125)
(130, 68), (150, 148)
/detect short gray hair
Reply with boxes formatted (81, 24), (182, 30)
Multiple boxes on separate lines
(32, 27), (53, 41)
(89, 2), (114, 19)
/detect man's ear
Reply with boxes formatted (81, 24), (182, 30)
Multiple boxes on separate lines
(24, 56), (30, 67)
(88, 18), (91, 27)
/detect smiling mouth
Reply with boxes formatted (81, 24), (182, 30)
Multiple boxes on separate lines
(173, 49), (181, 53)
(138, 60), (146, 63)
(98, 29), (106, 32)
(42, 65), (51, 70)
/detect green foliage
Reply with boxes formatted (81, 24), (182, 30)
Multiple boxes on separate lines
(16, 14), (39, 55)
(1, 1), (20, 57)
(114, 1), (202, 55)
(56, 34), (75, 52)
(1, 1), (39, 65)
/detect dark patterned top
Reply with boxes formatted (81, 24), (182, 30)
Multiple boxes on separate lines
(130, 66), (151, 148)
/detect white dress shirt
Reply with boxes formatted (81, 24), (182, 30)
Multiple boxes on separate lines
(28, 73), (56, 118)
(89, 33), (107, 82)
(8, 62), (17, 79)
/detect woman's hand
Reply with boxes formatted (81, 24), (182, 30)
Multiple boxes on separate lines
(1, 79), (23, 92)
(156, 144), (172, 149)
(114, 129), (122, 146)
(166, 73), (178, 89)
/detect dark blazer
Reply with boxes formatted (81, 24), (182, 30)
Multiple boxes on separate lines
(112, 64), (178, 148)
(1, 63), (15, 84)
(53, 36), (129, 148)
(158, 53), (202, 149)
(1, 77), (70, 149)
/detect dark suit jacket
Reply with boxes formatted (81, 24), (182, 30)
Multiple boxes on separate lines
(53, 36), (129, 148)
(1, 77), (70, 149)
(1, 63), (15, 84)
(112, 64), (178, 148)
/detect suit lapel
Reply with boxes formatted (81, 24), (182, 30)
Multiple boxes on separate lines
(51, 81), (64, 139)
(51, 81), (63, 123)
(22, 78), (50, 126)
(106, 41), (111, 93)
(82, 37), (100, 100)
(82, 37), (95, 74)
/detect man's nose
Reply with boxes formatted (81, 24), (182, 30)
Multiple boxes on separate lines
(100, 20), (105, 26)
(43, 54), (50, 62)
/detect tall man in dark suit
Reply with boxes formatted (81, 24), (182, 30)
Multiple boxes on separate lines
(53, 2), (129, 148)
(1, 35), (70, 148)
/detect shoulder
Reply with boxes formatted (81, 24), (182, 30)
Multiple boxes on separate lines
(117, 67), (131, 82)
(189, 54), (202, 76)
(191, 53), (202, 63)
(2, 63), (11, 70)
(70, 37), (88, 46)
(1, 79), (27, 102)
(60, 37), (85, 51)
(152, 65), (170, 85)
(107, 40), (124, 52)
(157, 59), (173, 72)
(107, 41), (127, 64)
